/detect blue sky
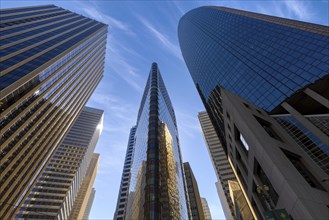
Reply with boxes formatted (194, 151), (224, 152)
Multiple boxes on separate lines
(2, 1), (328, 219)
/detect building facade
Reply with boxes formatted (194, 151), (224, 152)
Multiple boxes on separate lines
(114, 126), (137, 220)
(183, 162), (205, 220)
(198, 111), (236, 219)
(179, 6), (329, 220)
(83, 187), (96, 220)
(201, 198), (212, 220)
(125, 63), (189, 219)
(0, 5), (107, 219)
(69, 153), (99, 220)
(15, 107), (103, 219)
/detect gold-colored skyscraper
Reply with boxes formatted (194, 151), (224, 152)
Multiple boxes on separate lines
(0, 5), (107, 219)
(124, 63), (189, 219)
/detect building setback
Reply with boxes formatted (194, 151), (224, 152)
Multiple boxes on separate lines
(201, 198), (212, 220)
(179, 6), (329, 220)
(69, 153), (99, 220)
(125, 63), (189, 219)
(83, 187), (96, 220)
(114, 126), (137, 220)
(0, 5), (107, 219)
(183, 162), (205, 220)
(15, 107), (103, 219)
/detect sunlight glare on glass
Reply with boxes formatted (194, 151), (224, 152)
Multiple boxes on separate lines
(97, 115), (104, 133)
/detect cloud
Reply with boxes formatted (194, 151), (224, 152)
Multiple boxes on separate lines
(89, 91), (136, 125)
(97, 152), (125, 175)
(82, 7), (131, 32)
(71, 2), (145, 92)
(176, 110), (201, 138)
(136, 15), (183, 61)
(255, 0), (312, 21)
(283, 0), (312, 20)
(171, 1), (185, 16)
(74, 0), (134, 34)
(105, 33), (144, 92)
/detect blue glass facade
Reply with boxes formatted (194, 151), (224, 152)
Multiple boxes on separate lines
(178, 6), (329, 112)
(0, 5), (107, 218)
(0, 5), (105, 91)
(179, 7), (329, 219)
(126, 63), (188, 219)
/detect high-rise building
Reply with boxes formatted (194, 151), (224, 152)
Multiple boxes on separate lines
(69, 153), (99, 220)
(125, 63), (189, 219)
(83, 188), (96, 220)
(201, 198), (212, 220)
(198, 111), (236, 220)
(179, 6), (329, 220)
(0, 5), (107, 218)
(183, 162), (205, 220)
(15, 107), (103, 219)
(114, 126), (137, 220)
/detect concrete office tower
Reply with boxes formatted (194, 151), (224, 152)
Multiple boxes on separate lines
(69, 153), (99, 220)
(83, 188), (96, 220)
(198, 111), (236, 219)
(114, 126), (137, 220)
(183, 162), (205, 220)
(0, 5), (107, 219)
(179, 6), (329, 220)
(201, 198), (212, 220)
(15, 107), (104, 219)
(125, 63), (189, 219)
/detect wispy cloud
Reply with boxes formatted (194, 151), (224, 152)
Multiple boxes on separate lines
(106, 33), (144, 92)
(137, 15), (183, 61)
(176, 110), (201, 138)
(283, 0), (312, 20)
(89, 91), (136, 127)
(72, 1), (144, 91)
(82, 7), (132, 33)
(171, 1), (185, 16)
(255, 0), (312, 21)
(88, 91), (137, 175)
(74, 0), (133, 34)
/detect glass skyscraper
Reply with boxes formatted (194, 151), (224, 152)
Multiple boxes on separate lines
(179, 6), (328, 112)
(125, 63), (189, 219)
(178, 6), (328, 171)
(0, 5), (107, 219)
(179, 6), (328, 220)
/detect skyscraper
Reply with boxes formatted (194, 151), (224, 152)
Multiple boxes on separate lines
(179, 6), (329, 220)
(183, 162), (205, 220)
(125, 63), (189, 219)
(198, 111), (236, 220)
(0, 5), (107, 219)
(201, 198), (212, 220)
(15, 107), (103, 219)
(83, 188), (96, 220)
(114, 126), (137, 220)
(69, 153), (99, 220)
